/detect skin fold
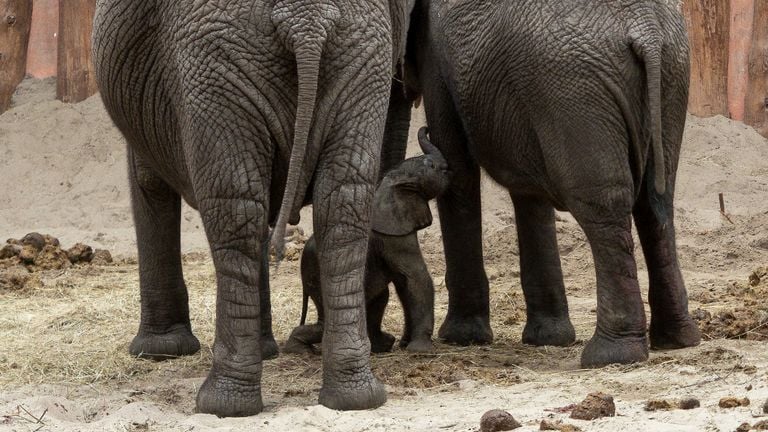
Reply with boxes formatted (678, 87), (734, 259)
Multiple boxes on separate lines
(92, 0), (417, 417)
(406, 0), (701, 367)
(285, 128), (449, 355)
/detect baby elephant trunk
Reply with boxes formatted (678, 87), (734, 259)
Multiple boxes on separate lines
(417, 127), (442, 159)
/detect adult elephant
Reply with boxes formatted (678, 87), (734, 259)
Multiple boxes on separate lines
(404, 0), (701, 367)
(93, 0), (416, 417)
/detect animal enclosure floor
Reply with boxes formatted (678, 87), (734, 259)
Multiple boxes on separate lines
(1, 79), (767, 431)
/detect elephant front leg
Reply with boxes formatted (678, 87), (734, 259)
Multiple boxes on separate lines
(195, 197), (267, 417)
(633, 191), (700, 350)
(425, 84), (492, 346)
(511, 195), (575, 347)
(579, 216), (649, 368)
(435, 151), (493, 345)
(127, 150), (200, 360)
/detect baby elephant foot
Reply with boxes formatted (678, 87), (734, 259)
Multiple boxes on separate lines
(581, 332), (649, 368)
(650, 317), (701, 350)
(129, 324), (200, 360)
(405, 338), (434, 353)
(196, 369), (263, 417)
(283, 324), (323, 355)
(438, 314), (493, 346)
(261, 334), (279, 360)
(319, 367), (387, 411)
(370, 332), (396, 353)
(522, 316), (576, 347)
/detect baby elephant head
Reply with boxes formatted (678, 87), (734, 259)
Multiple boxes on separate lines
(371, 127), (450, 236)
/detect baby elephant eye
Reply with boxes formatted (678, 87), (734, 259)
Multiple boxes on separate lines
(423, 158), (435, 169)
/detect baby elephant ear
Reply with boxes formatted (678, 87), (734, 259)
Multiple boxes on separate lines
(371, 179), (433, 236)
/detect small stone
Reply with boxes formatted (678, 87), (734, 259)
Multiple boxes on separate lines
(736, 422), (751, 432)
(480, 409), (522, 432)
(21, 232), (46, 251)
(754, 420), (768, 431)
(0, 243), (22, 259)
(91, 249), (113, 265)
(570, 392), (616, 420)
(678, 398), (701, 410)
(67, 243), (94, 264)
(719, 397), (750, 409)
(763, 399), (768, 414)
(644, 399), (673, 411)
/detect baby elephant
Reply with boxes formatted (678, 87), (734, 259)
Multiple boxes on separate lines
(285, 128), (449, 354)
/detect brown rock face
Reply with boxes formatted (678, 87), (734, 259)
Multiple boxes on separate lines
(570, 392), (616, 420)
(480, 409), (522, 432)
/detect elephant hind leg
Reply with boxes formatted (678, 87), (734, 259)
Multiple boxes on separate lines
(127, 149), (200, 360)
(566, 181), (648, 368)
(195, 194), (268, 417)
(633, 188), (700, 350)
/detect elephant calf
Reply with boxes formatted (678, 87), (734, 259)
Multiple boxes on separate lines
(285, 128), (449, 354)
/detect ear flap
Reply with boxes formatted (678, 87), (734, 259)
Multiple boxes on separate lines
(371, 178), (433, 236)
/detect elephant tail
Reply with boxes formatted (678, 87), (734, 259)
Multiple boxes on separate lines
(299, 288), (309, 326)
(629, 14), (666, 198)
(270, 5), (340, 261)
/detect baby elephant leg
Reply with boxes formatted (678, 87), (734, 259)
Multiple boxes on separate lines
(384, 234), (435, 353)
(366, 268), (396, 353)
(284, 235), (325, 354)
(284, 324), (324, 354)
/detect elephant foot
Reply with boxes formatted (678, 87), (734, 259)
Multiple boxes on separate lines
(405, 338), (434, 353)
(129, 324), (200, 360)
(261, 334), (279, 360)
(438, 314), (493, 346)
(283, 324), (323, 355)
(196, 369), (263, 417)
(370, 331), (396, 354)
(522, 316), (576, 347)
(581, 332), (648, 368)
(319, 369), (387, 411)
(650, 317), (701, 350)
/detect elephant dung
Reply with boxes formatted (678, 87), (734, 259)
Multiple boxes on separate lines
(91, 249), (113, 265)
(480, 409), (521, 431)
(34, 245), (71, 270)
(0, 243), (22, 260)
(718, 397), (750, 408)
(539, 419), (582, 431)
(0, 266), (32, 291)
(570, 392), (616, 420)
(67, 243), (94, 264)
(678, 398), (701, 410)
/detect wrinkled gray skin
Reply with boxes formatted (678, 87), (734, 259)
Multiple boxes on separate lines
(405, 0), (701, 367)
(285, 128), (449, 355)
(92, 0), (417, 417)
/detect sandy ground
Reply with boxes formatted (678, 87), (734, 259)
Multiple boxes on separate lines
(1, 78), (767, 431)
